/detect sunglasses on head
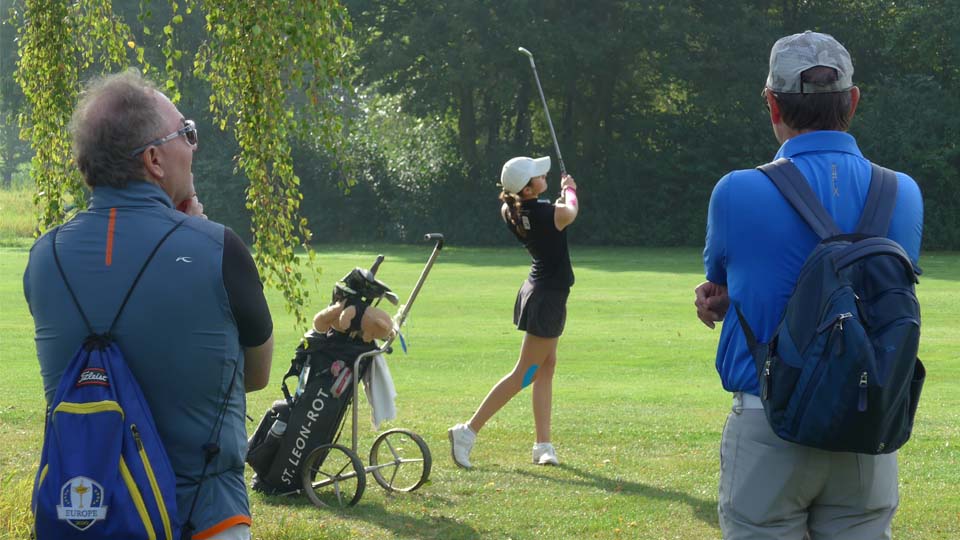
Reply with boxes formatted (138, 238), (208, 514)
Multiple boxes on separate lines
(130, 119), (198, 157)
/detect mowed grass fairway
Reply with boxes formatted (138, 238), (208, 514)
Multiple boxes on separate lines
(1, 243), (958, 539)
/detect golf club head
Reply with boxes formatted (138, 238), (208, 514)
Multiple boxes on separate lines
(332, 265), (399, 306)
(517, 46), (535, 66)
(384, 290), (400, 305)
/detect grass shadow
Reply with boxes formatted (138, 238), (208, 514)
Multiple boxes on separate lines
(344, 499), (482, 540)
(307, 243), (708, 276)
(306, 244), (960, 282)
(257, 491), (481, 540)
(511, 464), (719, 530)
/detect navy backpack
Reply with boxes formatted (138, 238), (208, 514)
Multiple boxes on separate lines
(32, 222), (183, 539)
(736, 158), (925, 454)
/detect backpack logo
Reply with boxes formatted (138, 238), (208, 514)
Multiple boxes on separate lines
(76, 368), (109, 388)
(175, 256), (193, 263)
(56, 477), (108, 531)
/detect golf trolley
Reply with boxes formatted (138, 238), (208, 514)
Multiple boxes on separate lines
(246, 233), (444, 508)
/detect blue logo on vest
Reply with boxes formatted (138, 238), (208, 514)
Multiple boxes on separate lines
(57, 476), (108, 531)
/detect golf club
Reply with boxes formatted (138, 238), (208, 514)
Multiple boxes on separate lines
(517, 46), (566, 177)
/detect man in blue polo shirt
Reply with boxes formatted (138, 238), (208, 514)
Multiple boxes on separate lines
(24, 70), (274, 540)
(695, 32), (923, 539)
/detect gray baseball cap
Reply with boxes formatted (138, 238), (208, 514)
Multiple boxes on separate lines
(766, 31), (854, 94)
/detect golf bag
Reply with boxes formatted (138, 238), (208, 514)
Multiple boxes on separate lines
(247, 254), (407, 493)
(247, 328), (376, 494)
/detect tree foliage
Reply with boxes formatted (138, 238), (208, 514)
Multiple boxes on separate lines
(11, 0), (353, 327)
(343, 0), (960, 249)
(13, 0), (128, 228)
(195, 1), (352, 326)
(6, 0), (960, 267)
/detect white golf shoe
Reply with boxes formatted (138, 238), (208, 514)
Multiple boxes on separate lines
(532, 442), (559, 465)
(448, 423), (476, 469)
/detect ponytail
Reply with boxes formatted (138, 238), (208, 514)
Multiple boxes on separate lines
(499, 191), (526, 238)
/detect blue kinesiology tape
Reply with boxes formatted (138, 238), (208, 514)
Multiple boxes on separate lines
(521, 365), (539, 388)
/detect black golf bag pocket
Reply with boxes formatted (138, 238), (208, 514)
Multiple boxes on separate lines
(246, 400), (290, 483)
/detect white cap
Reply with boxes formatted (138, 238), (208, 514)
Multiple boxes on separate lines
(500, 156), (551, 194)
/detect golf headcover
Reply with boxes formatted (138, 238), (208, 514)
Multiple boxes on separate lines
(313, 299), (395, 343)
(312, 300), (346, 333)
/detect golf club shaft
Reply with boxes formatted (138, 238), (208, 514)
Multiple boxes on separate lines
(519, 48), (566, 177)
(350, 233), (444, 451)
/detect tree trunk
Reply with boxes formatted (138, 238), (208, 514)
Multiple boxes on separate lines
(512, 80), (531, 148)
(584, 53), (620, 169)
(457, 84), (479, 169)
(0, 119), (20, 188)
(484, 92), (499, 152)
(782, 0), (799, 31)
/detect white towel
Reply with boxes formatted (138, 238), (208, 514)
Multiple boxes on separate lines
(363, 353), (397, 430)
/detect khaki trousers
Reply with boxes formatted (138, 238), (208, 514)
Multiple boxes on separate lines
(719, 394), (898, 540)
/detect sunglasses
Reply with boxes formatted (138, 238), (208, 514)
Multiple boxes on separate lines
(761, 87), (780, 111)
(130, 119), (198, 157)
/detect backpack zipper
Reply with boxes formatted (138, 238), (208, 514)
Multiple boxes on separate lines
(816, 312), (853, 334)
(119, 455), (158, 540)
(836, 312), (852, 356)
(132, 424), (173, 540)
(858, 371), (869, 412)
(762, 359), (772, 400)
(790, 317), (847, 435)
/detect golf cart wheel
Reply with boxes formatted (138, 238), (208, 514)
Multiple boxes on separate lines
(369, 428), (432, 492)
(300, 443), (366, 508)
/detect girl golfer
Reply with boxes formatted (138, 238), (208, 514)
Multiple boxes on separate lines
(449, 156), (579, 467)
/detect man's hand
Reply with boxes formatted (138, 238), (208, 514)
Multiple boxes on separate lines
(177, 194), (207, 219)
(694, 281), (729, 329)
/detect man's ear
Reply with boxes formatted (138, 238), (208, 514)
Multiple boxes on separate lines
(140, 146), (165, 182)
(765, 89), (782, 125)
(848, 86), (860, 120)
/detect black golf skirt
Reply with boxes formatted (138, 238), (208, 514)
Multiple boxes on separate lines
(513, 279), (569, 338)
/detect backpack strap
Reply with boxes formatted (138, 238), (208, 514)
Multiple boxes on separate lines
(181, 357), (240, 540)
(734, 304), (759, 351)
(51, 227), (96, 337)
(854, 164), (898, 237)
(757, 158), (842, 240)
(52, 217), (187, 338)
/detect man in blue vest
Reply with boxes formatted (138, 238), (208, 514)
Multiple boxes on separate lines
(24, 70), (274, 540)
(695, 32), (923, 539)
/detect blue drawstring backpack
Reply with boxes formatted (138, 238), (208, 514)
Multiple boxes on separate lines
(33, 221), (183, 539)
